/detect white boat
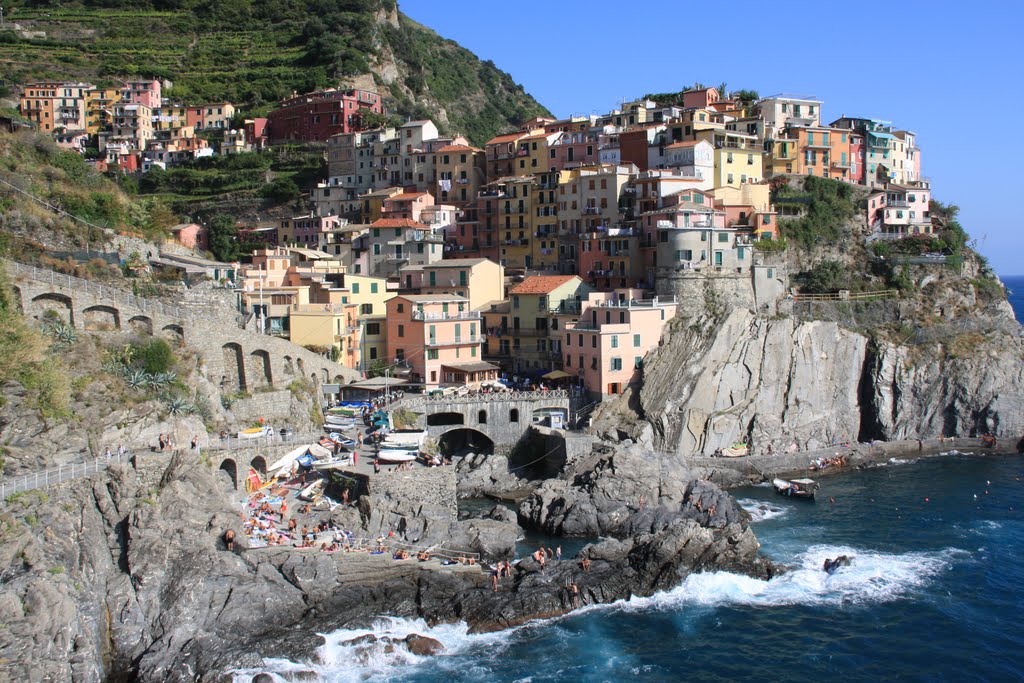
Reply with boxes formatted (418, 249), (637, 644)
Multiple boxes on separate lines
(298, 478), (325, 501)
(382, 429), (427, 448)
(377, 450), (417, 463)
(313, 455), (353, 471)
(773, 477), (819, 500)
(308, 443), (333, 459)
(325, 415), (357, 426)
(267, 444), (311, 478)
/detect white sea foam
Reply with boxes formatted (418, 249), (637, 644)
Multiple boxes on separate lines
(232, 616), (509, 683)
(737, 498), (789, 522)
(888, 457), (921, 465)
(234, 545), (963, 681)
(614, 544), (961, 613)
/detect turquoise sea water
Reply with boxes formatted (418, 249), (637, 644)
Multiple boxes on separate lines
(1003, 275), (1024, 322)
(237, 453), (1024, 682)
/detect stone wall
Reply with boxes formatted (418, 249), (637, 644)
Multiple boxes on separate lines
(230, 389), (297, 423)
(369, 465), (457, 519)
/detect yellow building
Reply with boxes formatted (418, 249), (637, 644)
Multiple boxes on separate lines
(435, 144), (486, 206)
(85, 87), (121, 135)
(712, 146), (764, 189)
(710, 183), (772, 213)
(491, 176), (537, 270)
(346, 274), (395, 371)
(515, 131), (558, 177)
(765, 137), (799, 176)
(399, 258), (505, 311)
(360, 187), (404, 223)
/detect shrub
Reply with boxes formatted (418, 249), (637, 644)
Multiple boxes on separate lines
(134, 338), (173, 375)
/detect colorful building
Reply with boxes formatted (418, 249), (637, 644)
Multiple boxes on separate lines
(564, 290), (677, 399)
(504, 276), (594, 377)
(385, 294), (488, 388)
(267, 88), (383, 143)
(399, 258), (504, 311)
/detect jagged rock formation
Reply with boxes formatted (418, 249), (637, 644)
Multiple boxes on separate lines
(613, 298), (1024, 456)
(0, 446), (772, 681)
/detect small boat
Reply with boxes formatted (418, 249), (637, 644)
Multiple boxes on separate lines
(267, 444), (310, 476)
(298, 478), (325, 501)
(308, 443), (333, 460)
(721, 443), (750, 457)
(313, 455), (353, 471)
(773, 477), (819, 500)
(383, 429), (427, 448)
(377, 448), (418, 463)
(325, 415), (356, 426)
(238, 426), (273, 440)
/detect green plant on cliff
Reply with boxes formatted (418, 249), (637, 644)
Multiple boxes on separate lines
(0, 266), (68, 423)
(774, 176), (856, 251)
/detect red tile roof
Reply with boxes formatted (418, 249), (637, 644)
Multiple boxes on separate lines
(370, 218), (428, 229)
(485, 132), (525, 146)
(510, 275), (577, 295)
(387, 192), (429, 201)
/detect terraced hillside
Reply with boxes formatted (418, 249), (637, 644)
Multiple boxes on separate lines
(0, 0), (550, 145)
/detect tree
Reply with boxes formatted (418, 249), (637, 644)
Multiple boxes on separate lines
(208, 214), (240, 262)
(734, 89), (759, 105)
(259, 177), (299, 203)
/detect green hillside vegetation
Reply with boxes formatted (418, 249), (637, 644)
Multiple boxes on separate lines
(0, 0), (550, 145)
(0, 130), (178, 258)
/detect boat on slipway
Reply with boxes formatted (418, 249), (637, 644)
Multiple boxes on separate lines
(773, 477), (819, 500)
(377, 447), (418, 463)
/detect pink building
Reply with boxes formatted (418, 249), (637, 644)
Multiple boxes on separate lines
(564, 289), (677, 400)
(122, 80), (161, 108)
(169, 222), (207, 251)
(849, 133), (865, 185)
(381, 192), (435, 222)
(866, 182), (932, 235)
(385, 294), (493, 388)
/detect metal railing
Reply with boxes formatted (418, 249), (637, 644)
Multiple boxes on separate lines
(1, 451), (132, 499)
(4, 258), (199, 321)
(399, 389), (568, 407)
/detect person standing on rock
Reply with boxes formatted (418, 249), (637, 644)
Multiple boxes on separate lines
(491, 565), (499, 591)
(373, 458), (380, 474)
(224, 529), (235, 551)
(556, 546), (562, 561)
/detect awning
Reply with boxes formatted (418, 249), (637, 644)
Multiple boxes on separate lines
(542, 370), (572, 380)
(868, 131), (896, 140)
(441, 361), (500, 373)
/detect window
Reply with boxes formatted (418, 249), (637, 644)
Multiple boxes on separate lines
(701, 232), (708, 242)
(718, 232), (728, 243)
(478, 410), (487, 424)
(591, 336), (597, 348)
(633, 334), (641, 347)
(352, 283), (360, 294)
(427, 349), (439, 360)
(727, 173), (734, 184)
(366, 323), (381, 335)
(373, 244), (381, 255)
(360, 303), (373, 314)
(397, 303), (404, 313)
(510, 408), (519, 423)
(635, 356), (643, 369)
(611, 335), (618, 348)
(370, 282), (378, 294)
(397, 324), (405, 338)
(611, 357), (622, 371)
(591, 357), (598, 370)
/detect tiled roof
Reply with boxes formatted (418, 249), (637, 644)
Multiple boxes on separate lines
(436, 144), (480, 153)
(370, 218), (428, 229)
(510, 275), (578, 295)
(485, 132), (525, 145)
(387, 192), (429, 201)
(665, 141), (701, 149)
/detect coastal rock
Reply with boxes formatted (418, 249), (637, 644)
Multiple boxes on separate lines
(445, 517), (520, 559)
(517, 446), (748, 536)
(455, 452), (528, 498)
(404, 633), (445, 656)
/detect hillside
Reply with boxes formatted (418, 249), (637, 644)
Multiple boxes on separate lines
(0, 0), (550, 145)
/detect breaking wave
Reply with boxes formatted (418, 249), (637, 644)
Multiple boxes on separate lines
(737, 498), (789, 522)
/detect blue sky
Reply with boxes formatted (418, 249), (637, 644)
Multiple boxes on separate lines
(401, 0), (1022, 275)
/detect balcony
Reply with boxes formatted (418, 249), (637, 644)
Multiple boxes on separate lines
(887, 200), (909, 208)
(411, 310), (481, 321)
(425, 335), (486, 347)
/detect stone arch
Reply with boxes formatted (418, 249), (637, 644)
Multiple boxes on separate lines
(218, 458), (238, 490)
(250, 455), (268, 478)
(438, 428), (494, 456)
(31, 292), (74, 326)
(296, 357), (306, 377)
(162, 324), (185, 344)
(477, 409), (487, 425)
(333, 374), (345, 385)
(128, 315), (153, 335)
(321, 368), (330, 383)
(509, 408), (520, 423)
(83, 304), (121, 331)
(249, 350), (273, 388)
(427, 412), (465, 427)
(222, 343), (246, 391)
(282, 355), (295, 376)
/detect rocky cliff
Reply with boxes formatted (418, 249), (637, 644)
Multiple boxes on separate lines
(0, 445), (773, 681)
(606, 293), (1024, 456)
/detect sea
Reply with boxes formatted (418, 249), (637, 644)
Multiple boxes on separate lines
(236, 452), (1024, 682)
(1004, 275), (1024, 322)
